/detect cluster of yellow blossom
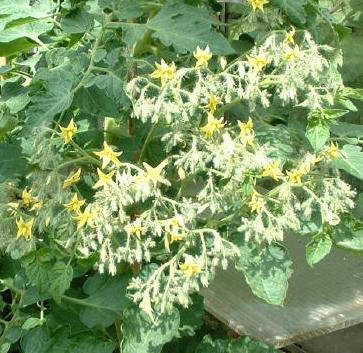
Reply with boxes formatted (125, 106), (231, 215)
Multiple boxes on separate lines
(60, 118), (77, 144)
(247, 55), (269, 72)
(150, 59), (176, 85)
(179, 256), (202, 278)
(16, 217), (34, 240)
(125, 218), (146, 240)
(201, 113), (225, 138)
(248, 0), (269, 11)
(21, 188), (43, 211)
(193, 46), (212, 69)
(163, 216), (187, 244)
(249, 190), (265, 213)
(283, 28), (300, 62)
(238, 117), (255, 146)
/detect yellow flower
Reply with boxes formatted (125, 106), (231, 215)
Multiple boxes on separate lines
(238, 117), (255, 146)
(287, 168), (304, 185)
(200, 113), (225, 138)
(284, 27), (296, 45)
(142, 159), (170, 187)
(150, 59), (176, 85)
(126, 218), (146, 240)
(60, 119), (77, 144)
(325, 142), (340, 160)
(22, 188), (34, 207)
(75, 204), (97, 229)
(63, 168), (81, 189)
(163, 217), (187, 244)
(64, 193), (85, 213)
(94, 142), (122, 169)
(238, 117), (254, 136)
(247, 55), (268, 72)
(93, 168), (115, 189)
(299, 154), (322, 174)
(193, 46), (212, 69)
(209, 95), (221, 114)
(179, 257), (202, 278)
(248, 0), (269, 11)
(283, 45), (300, 61)
(249, 191), (265, 213)
(262, 160), (283, 181)
(16, 217), (34, 240)
(30, 201), (43, 212)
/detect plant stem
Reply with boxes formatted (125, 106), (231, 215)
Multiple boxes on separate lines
(138, 122), (158, 163)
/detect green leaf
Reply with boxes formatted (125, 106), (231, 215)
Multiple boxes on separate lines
(61, 9), (94, 34)
(270, 0), (308, 25)
(178, 294), (204, 336)
(334, 144), (363, 180)
(0, 22), (53, 43)
(306, 235), (332, 267)
(21, 327), (115, 353)
(26, 66), (75, 131)
(333, 224), (363, 252)
(0, 38), (36, 56)
(48, 262), (73, 300)
(78, 273), (131, 328)
(122, 306), (180, 353)
(0, 0), (54, 30)
(195, 335), (228, 353)
(1, 82), (30, 114)
(341, 34), (363, 86)
(305, 123), (329, 151)
(112, 0), (235, 54)
(331, 122), (363, 138)
(235, 240), (293, 306)
(0, 141), (28, 182)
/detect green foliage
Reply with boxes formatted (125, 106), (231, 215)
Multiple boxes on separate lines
(235, 240), (293, 306)
(306, 234), (333, 267)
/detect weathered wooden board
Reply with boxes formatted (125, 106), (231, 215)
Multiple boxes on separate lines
(201, 235), (363, 348)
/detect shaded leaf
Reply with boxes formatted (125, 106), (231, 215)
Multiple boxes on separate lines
(122, 306), (180, 353)
(306, 236), (332, 267)
(334, 144), (363, 180)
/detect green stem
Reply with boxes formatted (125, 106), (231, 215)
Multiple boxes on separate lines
(138, 123), (158, 164)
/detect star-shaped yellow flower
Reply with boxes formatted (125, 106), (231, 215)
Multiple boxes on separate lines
(63, 168), (81, 189)
(325, 142), (340, 160)
(142, 160), (170, 187)
(194, 46), (212, 69)
(209, 95), (221, 114)
(284, 27), (296, 45)
(64, 193), (85, 213)
(75, 204), (97, 229)
(150, 59), (176, 85)
(94, 142), (122, 169)
(247, 55), (268, 72)
(262, 160), (283, 181)
(180, 257), (202, 278)
(60, 118), (77, 144)
(238, 117), (255, 146)
(16, 217), (34, 240)
(249, 191), (265, 213)
(286, 168), (304, 185)
(22, 188), (34, 207)
(200, 113), (225, 138)
(283, 45), (300, 61)
(248, 0), (269, 11)
(93, 168), (115, 189)
(125, 218), (146, 240)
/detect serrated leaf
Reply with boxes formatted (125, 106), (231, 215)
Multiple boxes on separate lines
(270, 0), (308, 25)
(0, 22), (53, 43)
(227, 336), (280, 353)
(61, 9), (94, 34)
(26, 66), (75, 131)
(306, 236), (332, 267)
(305, 123), (329, 151)
(77, 273), (131, 328)
(111, 0), (235, 54)
(334, 144), (363, 180)
(122, 306), (180, 353)
(195, 335), (228, 353)
(333, 224), (363, 252)
(48, 262), (73, 300)
(22, 318), (43, 331)
(0, 141), (28, 182)
(331, 122), (363, 138)
(235, 240), (293, 306)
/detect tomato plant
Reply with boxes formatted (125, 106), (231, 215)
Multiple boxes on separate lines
(0, 0), (362, 352)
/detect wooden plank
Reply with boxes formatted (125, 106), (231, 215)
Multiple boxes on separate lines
(201, 235), (363, 348)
